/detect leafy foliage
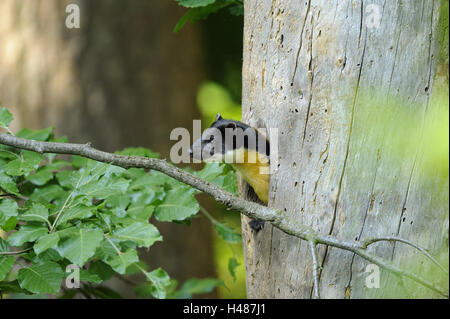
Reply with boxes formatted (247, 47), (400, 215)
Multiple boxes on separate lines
(177, 0), (218, 8)
(0, 107), (241, 298)
(227, 257), (240, 282)
(174, 0), (243, 32)
(0, 109), (14, 128)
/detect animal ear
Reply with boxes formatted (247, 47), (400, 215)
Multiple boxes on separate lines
(215, 113), (222, 121)
(226, 122), (237, 129)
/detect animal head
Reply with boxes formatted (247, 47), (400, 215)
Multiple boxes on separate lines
(190, 113), (270, 163)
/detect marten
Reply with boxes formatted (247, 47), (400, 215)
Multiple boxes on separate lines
(190, 113), (269, 232)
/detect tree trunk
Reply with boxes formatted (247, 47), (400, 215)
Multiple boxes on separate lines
(0, 0), (215, 296)
(241, 0), (448, 298)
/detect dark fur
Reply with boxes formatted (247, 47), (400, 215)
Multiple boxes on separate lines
(244, 184), (265, 232)
(192, 114), (269, 233)
(205, 117), (270, 157)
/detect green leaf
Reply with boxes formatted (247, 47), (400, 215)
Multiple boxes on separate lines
(105, 248), (139, 274)
(194, 163), (237, 194)
(154, 186), (199, 222)
(34, 248), (62, 262)
(134, 282), (154, 298)
(56, 170), (81, 189)
(174, 278), (225, 298)
(93, 238), (117, 260)
(18, 261), (64, 294)
(113, 222), (162, 248)
(0, 145), (17, 160)
(147, 170), (184, 188)
(228, 257), (240, 282)
(127, 205), (154, 221)
(0, 256), (15, 281)
(30, 185), (66, 203)
(0, 280), (33, 294)
(196, 162), (225, 181)
(214, 223), (242, 243)
(1, 217), (17, 232)
(135, 279), (178, 298)
(57, 229), (103, 266)
(19, 203), (49, 224)
(55, 226), (79, 238)
(25, 167), (54, 186)
(0, 238), (9, 252)
(16, 127), (53, 141)
(125, 261), (149, 275)
(129, 174), (157, 191)
(71, 155), (88, 168)
(129, 188), (156, 206)
(5, 151), (43, 176)
(79, 161), (116, 186)
(104, 165), (127, 177)
(7, 224), (48, 247)
(34, 232), (60, 255)
(0, 171), (19, 195)
(0, 107), (13, 128)
(79, 269), (102, 284)
(0, 198), (18, 226)
(57, 205), (94, 226)
(78, 176), (130, 199)
(115, 147), (159, 158)
(174, 0), (232, 32)
(177, 0), (217, 8)
(105, 194), (130, 209)
(221, 170), (238, 194)
(229, 3), (244, 16)
(142, 268), (172, 299)
(88, 261), (115, 281)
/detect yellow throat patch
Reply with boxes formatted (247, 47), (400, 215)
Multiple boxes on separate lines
(230, 148), (270, 204)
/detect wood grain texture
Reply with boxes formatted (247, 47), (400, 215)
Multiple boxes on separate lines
(241, 0), (447, 298)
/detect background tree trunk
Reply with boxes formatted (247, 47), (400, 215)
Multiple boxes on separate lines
(0, 0), (215, 297)
(241, 0), (448, 298)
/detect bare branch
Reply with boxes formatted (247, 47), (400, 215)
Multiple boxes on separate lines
(363, 236), (448, 275)
(0, 248), (32, 255)
(309, 241), (320, 299)
(0, 132), (448, 298)
(0, 189), (29, 201)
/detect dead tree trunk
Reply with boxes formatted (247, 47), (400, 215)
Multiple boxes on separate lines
(241, 0), (448, 298)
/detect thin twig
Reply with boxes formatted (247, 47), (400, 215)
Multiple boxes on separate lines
(363, 236), (449, 275)
(0, 248), (32, 255)
(0, 190), (29, 201)
(105, 234), (149, 284)
(309, 240), (320, 299)
(104, 235), (122, 256)
(199, 206), (219, 225)
(50, 171), (86, 232)
(0, 126), (14, 136)
(0, 132), (448, 298)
